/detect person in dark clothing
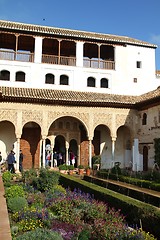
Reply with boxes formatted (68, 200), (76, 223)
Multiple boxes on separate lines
(7, 150), (16, 173)
(53, 151), (58, 167)
(19, 150), (23, 172)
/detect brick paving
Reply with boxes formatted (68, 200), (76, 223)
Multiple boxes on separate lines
(0, 175), (12, 240)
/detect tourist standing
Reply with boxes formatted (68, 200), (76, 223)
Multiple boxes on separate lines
(53, 151), (58, 167)
(7, 150), (16, 173)
(45, 151), (51, 167)
(19, 150), (23, 172)
(70, 151), (75, 166)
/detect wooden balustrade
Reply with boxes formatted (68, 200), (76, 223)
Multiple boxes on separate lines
(42, 54), (76, 66)
(0, 50), (115, 70)
(0, 50), (34, 62)
(83, 58), (115, 70)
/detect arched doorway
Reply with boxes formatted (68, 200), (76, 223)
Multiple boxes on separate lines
(143, 146), (148, 171)
(54, 135), (66, 165)
(21, 122), (41, 169)
(116, 126), (132, 168)
(69, 139), (78, 167)
(93, 124), (111, 169)
(48, 116), (88, 166)
(0, 121), (16, 160)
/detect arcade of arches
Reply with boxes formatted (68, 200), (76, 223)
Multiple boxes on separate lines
(0, 104), (145, 172)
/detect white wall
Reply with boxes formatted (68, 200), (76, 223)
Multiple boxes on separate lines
(0, 39), (157, 96)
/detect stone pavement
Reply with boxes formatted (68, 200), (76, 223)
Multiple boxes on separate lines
(0, 175), (12, 240)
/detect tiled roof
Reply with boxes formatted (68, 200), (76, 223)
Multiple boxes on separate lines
(1, 86), (160, 109)
(136, 87), (160, 103)
(0, 86), (138, 108)
(0, 20), (156, 48)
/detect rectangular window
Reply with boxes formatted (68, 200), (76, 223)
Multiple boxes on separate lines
(136, 61), (142, 68)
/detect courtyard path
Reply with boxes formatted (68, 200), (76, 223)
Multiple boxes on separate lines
(0, 175), (12, 240)
(91, 175), (160, 199)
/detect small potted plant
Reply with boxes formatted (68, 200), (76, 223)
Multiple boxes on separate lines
(92, 155), (101, 171)
(85, 166), (91, 176)
(78, 165), (84, 175)
(59, 164), (68, 174)
(68, 165), (74, 175)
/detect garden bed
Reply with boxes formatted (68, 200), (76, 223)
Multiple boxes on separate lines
(2, 169), (158, 239)
(83, 175), (160, 207)
(60, 173), (160, 239)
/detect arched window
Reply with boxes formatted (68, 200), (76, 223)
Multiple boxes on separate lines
(66, 122), (70, 129)
(45, 73), (55, 84)
(60, 75), (69, 85)
(58, 122), (63, 129)
(142, 113), (147, 125)
(16, 71), (25, 82)
(87, 77), (95, 87)
(0, 70), (10, 81)
(100, 78), (108, 88)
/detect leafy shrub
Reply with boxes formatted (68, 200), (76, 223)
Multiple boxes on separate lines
(2, 171), (12, 186)
(16, 227), (63, 240)
(5, 185), (25, 200)
(7, 196), (28, 213)
(92, 155), (101, 165)
(111, 162), (121, 175)
(59, 164), (68, 170)
(68, 165), (74, 170)
(11, 225), (19, 238)
(32, 168), (60, 192)
(27, 192), (45, 207)
(22, 168), (38, 184)
(53, 185), (66, 195)
(78, 165), (84, 169)
(78, 228), (91, 240)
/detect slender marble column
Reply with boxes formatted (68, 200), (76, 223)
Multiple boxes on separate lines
(111, 137), (116, 167)
(42, 138), (46, 168)
(88, 139), (92, 168)
(15, 138), (20, 172)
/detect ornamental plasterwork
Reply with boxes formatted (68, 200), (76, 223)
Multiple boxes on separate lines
(0, 110), (17, 126)
(22, 110), (43, 127)
(47, 110), (89, 132)
(115, 114), (130, 129)
(93, 113), (112, 129)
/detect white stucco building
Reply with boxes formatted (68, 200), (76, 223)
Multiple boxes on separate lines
(0, 20), (160, 172)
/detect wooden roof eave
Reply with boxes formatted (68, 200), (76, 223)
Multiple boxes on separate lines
(0, 20), (156, 48)
(1, 95), (135, 108)
(135, 96), (160, 110)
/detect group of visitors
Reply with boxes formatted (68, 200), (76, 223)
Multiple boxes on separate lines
(45, 151), (64, 167)
(45, 150), (77, 167)
(0, 149), (24, 174)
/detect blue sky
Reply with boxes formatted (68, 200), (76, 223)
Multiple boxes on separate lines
(1, 0), (160, 69)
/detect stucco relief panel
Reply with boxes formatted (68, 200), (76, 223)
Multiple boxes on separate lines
(116, 114), (130, 129)
(0, 110), (17, 126)
(22, 110), (43, 127)
(93, 113), (112, 129)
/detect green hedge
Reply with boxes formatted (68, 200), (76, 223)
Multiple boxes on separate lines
(97, 171), (160, 191)
(84, 175), (160, 207)
(59, 174), (160, 239)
